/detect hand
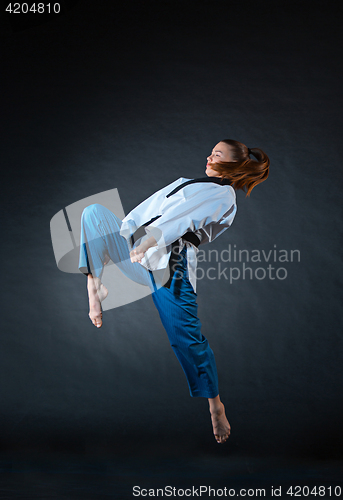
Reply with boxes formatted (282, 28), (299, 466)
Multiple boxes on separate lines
(130, 236), (158, 264)
(130, 244), (146, 263)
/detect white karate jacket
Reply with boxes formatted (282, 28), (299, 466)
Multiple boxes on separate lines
(120, 177), (237, 292)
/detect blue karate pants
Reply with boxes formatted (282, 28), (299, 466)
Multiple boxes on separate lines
(79, 203), (219, 399)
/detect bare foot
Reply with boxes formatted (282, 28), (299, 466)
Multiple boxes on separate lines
(209, 397), (231, 444)
(87, 275), (108, 328)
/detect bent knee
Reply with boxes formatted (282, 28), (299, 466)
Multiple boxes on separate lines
(81, 203), (105, 220)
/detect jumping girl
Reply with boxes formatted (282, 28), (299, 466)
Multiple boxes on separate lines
(79, 139), (270, 444)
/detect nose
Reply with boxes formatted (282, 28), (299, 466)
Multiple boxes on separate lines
(207, 154), (212, 162)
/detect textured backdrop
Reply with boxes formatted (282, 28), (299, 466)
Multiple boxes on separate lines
(1, 0), (342, 467)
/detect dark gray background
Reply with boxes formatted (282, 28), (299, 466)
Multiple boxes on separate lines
(1, 0), (342, 496)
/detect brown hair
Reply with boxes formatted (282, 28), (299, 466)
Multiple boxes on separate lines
(210, 139), (270, 196)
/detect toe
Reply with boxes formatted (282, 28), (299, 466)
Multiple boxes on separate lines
(89, 314), (102, 328)
(215, 433), (229, 444)
(214, 434), (221, 443)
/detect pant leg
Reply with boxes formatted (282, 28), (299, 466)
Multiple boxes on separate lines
(152, 247), (219, 398)
(79, 204), (219, 397)
(78, 203), (153, 289)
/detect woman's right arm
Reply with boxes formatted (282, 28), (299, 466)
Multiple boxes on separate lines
(144, 184), (236, 249)
(120, 177), (189, 247)
(129, 235), (158, 263)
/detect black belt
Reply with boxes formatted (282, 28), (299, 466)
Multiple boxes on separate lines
(132, 226), (200, 249)
(162, 233), (201, 289)
(131, 220), (200, 290)
(131, 216), (200, 249)
(182, 231), (200, 247)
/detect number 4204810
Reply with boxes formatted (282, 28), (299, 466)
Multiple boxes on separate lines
(5, 3), (61, 14)
(286, 485), (342, 496)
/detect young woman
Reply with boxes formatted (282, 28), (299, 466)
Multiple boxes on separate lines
(79, 139), (270, 444)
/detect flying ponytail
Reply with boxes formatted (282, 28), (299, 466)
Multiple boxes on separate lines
(210, 139), (270, 196)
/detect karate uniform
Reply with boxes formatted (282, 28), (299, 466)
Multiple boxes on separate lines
(79, 177), (237, 398)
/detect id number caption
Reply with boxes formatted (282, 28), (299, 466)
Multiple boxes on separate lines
(5, 3), (61, 14)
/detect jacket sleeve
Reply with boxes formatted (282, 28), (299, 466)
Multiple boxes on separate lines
(119, 177), (187, 248)
(144, 184), (236, 248)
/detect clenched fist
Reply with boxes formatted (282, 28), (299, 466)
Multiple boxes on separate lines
(130, 236), (158, 264)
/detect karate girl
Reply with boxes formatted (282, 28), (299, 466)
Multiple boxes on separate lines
(79, 139), (270, 444)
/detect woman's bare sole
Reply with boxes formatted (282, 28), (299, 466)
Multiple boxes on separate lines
(209, 398), (231, 444)
(87, 275), (108, 328)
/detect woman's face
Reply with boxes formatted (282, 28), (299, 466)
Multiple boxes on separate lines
(206, 141), (235, 177)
